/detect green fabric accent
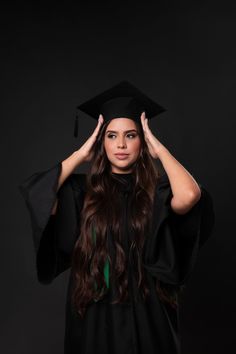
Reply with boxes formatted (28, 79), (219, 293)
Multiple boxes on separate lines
(104, 258), (109, 288)
(92, 225), (109, 289)
(92, 224), (96, 244)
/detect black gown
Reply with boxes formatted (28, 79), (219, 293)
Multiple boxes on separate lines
(18, 161), (215, 354)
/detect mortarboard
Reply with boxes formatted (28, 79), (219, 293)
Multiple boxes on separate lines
(74, 80), (166, 137)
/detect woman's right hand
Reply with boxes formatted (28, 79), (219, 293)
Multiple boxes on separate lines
(78, 114), (104, 162)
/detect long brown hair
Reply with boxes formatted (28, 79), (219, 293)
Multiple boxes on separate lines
(71, 119), (182, 318)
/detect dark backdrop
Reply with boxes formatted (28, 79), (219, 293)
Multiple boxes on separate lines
(1, 1), (235, 353)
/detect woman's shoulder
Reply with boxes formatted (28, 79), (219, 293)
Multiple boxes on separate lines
(67, 171), (170, 193)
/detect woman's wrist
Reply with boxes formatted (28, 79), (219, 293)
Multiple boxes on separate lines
(73, 149), (86, 166)
(57, 150), (85, 190)
(154, 142), (169, 161)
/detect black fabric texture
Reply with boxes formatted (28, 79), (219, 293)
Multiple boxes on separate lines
(18, 163), (215, 354)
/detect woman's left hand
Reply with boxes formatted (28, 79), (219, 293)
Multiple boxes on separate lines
(140, 112), (163, 159)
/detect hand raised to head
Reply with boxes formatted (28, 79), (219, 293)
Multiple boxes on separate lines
(78, 114), (104, 162)
(140, 112), (163, 159)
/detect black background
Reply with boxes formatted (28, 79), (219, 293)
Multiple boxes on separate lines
(1, 1), (235, 353)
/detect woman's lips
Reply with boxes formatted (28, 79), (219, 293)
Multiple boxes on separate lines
(115, 154), (129, 160)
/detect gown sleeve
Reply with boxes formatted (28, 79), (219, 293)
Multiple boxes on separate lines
(142, 172), (215, 286)
(18, 162), (86, 284)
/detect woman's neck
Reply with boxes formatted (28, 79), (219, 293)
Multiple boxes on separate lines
(111, 172), (133, 175)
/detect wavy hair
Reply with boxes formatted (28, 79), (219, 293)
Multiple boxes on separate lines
(70, 119), (182, 318)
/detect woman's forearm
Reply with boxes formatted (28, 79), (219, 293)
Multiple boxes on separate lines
(57, 149), (85, 191)
(156, 144), (201, 214)
(51, 149), (85, 215)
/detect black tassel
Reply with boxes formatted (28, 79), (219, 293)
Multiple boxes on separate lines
(74, 109), (79, 138)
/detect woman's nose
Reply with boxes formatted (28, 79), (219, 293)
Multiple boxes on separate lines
(117, 139), (126, 148)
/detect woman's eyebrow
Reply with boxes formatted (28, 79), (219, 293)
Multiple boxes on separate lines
(106, 129), (137, 134)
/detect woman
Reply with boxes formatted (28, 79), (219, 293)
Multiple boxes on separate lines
(19, 95), (215, 354)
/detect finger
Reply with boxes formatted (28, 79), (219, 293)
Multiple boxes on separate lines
(144, 116), (149, 130)
(141, 111), (145, 123)
(92, 115), (103, 137)
(140, 112), (146, 129)
(98, 114), (104, 125)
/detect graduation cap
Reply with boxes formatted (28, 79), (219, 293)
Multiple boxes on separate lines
(74, 80), (166, 137)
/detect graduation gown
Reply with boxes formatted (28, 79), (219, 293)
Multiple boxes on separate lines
(18, 161), (215, 354)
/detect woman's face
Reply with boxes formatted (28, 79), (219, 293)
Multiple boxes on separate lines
(103, 118), (141, 173)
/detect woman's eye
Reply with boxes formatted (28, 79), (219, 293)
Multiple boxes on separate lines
(107, 134), (136, 139)
(108, 134), (136, 138)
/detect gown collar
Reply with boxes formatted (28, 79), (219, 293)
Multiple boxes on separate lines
(111, 172), (134, 194)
